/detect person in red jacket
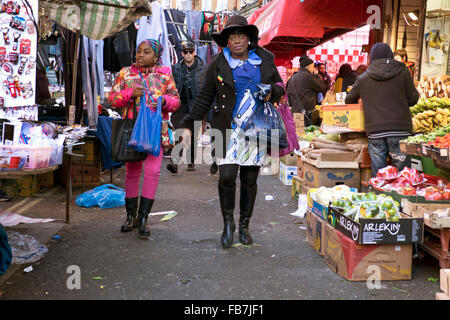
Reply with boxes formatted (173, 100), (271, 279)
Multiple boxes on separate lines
(108, 39), (180, 239)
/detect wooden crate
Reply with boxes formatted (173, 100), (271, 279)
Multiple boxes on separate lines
(399, 142), (422, 157)
(419, 227), (450, 269)
(71, 139), (101, 163)
(58, 161), (101, 187)
(38, 171), (54, 188)
(360, 146), (371, 168)
(1, 175), (40, 197)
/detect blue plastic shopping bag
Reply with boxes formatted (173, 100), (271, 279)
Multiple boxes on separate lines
(242, 84), (288, 150)
(127, 73), (162, 156)
(76, 184), (125, 209)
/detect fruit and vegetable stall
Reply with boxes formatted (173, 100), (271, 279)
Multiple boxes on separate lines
(284, 93), (450, 285)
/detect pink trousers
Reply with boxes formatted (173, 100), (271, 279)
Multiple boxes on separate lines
(125, 149), (163, 199)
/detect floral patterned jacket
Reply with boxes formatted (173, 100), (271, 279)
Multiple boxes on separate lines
(108, 63), (180, 120)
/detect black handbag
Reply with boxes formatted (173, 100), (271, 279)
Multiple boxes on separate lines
(111, 101), (147, 162)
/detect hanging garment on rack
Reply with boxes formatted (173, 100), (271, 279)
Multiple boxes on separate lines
(217, 14), (228, 32)
(196, 44), (208, 64)
(136, 1), (171, 67)
(103, 30), (132, 73)
(199, 12), (217, 41)
(95, 40), (105, 103)
(80, 36), (99, 129)
(127, 23), (138, 62)
(185, 10), (203, 41)
(60, 27), (83, 124)
(165, 9), (185, 60)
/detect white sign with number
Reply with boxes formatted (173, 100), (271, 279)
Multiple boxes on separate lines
(336, 92), (347, 103)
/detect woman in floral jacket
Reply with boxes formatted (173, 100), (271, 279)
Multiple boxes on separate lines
(108, 39), (180, 239)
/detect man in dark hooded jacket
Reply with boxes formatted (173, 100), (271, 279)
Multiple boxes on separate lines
(287, 55), (326, 126)
(168, 42), (207, 173)
(345, 42), (419, 176)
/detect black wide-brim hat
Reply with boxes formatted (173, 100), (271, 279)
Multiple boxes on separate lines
(212, 15), (259, 48)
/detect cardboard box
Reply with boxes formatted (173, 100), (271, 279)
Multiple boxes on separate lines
(291, 175), (303, 200)
(327, 206), (424, 245)
(1, 175), (40, 197)
(305, 210), (326, 256)
(307, 187), (358, 221)
(440, 269), (450, 296)
(293, 113), (305, 136)
(279, 161), (297, 186)
(402, 200), (450, 229)
(281, 152), (298, 166)
(302, 161), (360, 189)
(436, 292), (450, 300)
(323, 223), (413, 281)
(322, 104), (365, 132)
(296, 152), (304, 181)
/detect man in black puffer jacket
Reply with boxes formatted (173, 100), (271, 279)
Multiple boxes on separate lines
(345, 42), (419, 176)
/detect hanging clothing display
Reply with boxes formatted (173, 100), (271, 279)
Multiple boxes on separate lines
(95, 40), (105, 103)
(199, 12), (217, 41)
(80, 36), (99, 129)
(60, 27), (83, 124)
(136, 1), (171, 67)
(165, 9), (185, 61)
(185, 10), (203, 41)
(103, 30), (133, 73)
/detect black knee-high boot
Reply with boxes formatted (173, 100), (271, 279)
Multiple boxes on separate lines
(137, 197), (154, 239)
(239, 184), (257, 245)
(121, 197), (139, 232)
(218, 184), (236, 248)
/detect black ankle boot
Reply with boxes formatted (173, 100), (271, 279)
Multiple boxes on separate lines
(121, 197), (139, 232)
(219, 184), (236, 249)
(239, 185), (257, 245)
(167, 163), (178, 174)
(137, 197), (154, 239)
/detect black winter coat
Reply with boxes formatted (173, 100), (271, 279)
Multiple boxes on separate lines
(345, 58), (419, 135)
(287, 68), (326, 114)
(179, 46), (284, 156)
(171, 56), (207, 128)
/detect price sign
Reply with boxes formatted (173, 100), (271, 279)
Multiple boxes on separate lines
(336, 92), (347, 103)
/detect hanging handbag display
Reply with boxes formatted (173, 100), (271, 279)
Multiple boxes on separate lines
(110, 100), (147, 162)
(161, 119), (175, 149)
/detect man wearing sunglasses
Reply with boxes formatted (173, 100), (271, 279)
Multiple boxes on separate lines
(169, 41), (207, 173)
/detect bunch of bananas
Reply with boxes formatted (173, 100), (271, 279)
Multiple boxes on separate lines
(412, 108), (450, 133)
(410, 97), (450, 116)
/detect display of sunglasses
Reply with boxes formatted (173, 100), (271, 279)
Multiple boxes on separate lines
(182, 49), (194, 54)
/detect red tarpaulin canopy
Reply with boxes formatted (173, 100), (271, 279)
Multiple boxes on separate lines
(248, 0), (382, 67)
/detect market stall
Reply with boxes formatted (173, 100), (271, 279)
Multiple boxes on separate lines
(392, 82), (450, 269)
(288, 71), (450, 280)
(0, 0), (152, 224)
(247, 0), (382, 68)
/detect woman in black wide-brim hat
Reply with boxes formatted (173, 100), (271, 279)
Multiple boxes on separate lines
(179, 15), (285, 248)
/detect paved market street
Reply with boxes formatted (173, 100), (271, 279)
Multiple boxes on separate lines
(0, 159), (442, 300)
